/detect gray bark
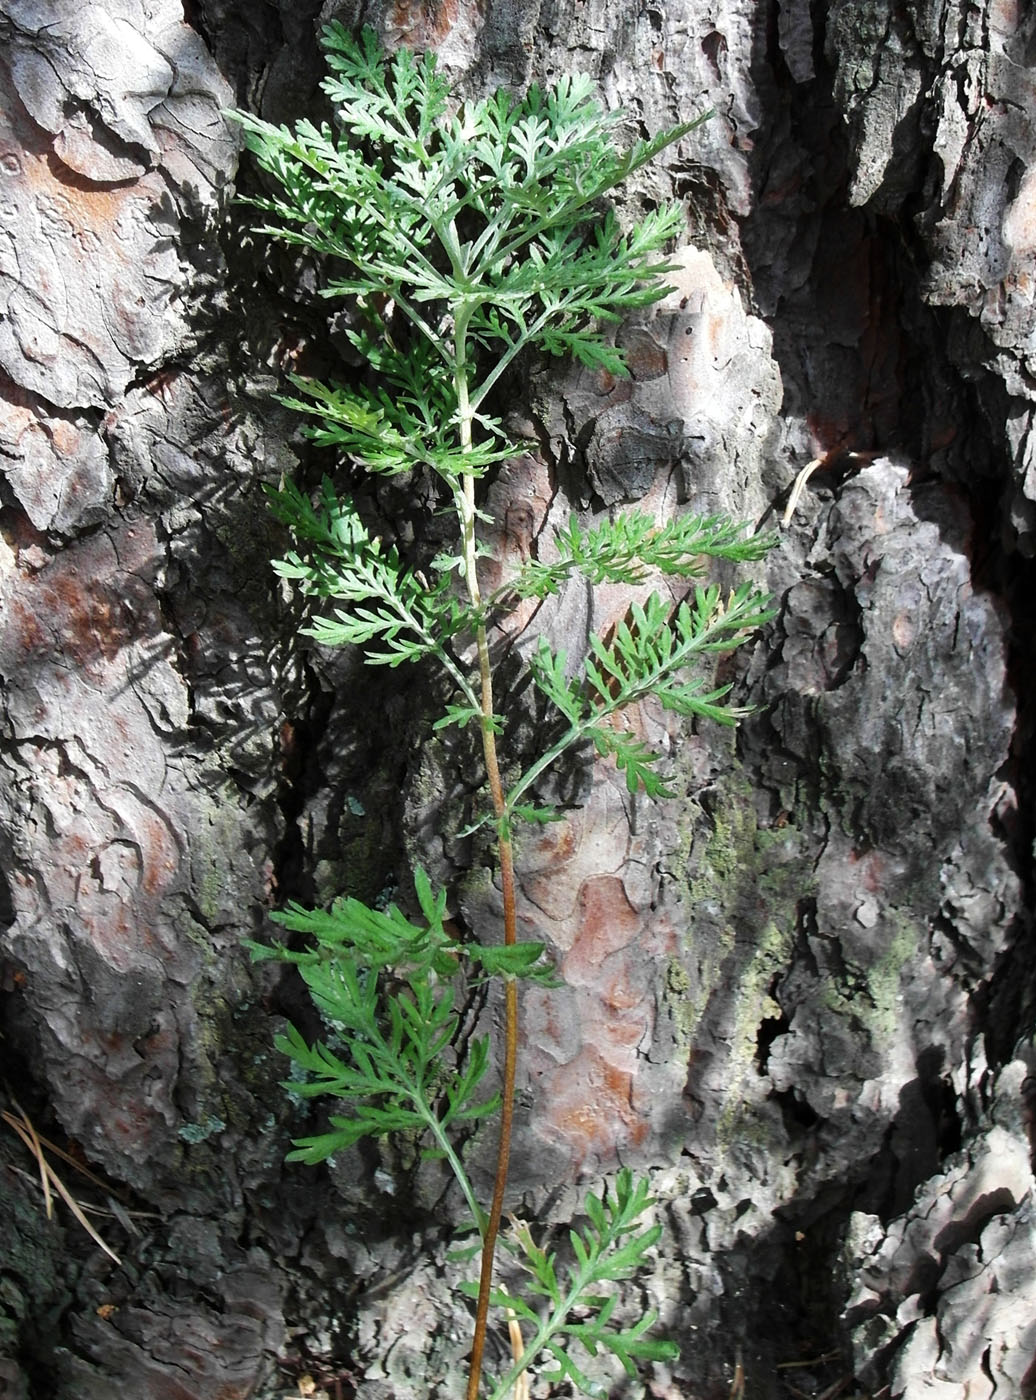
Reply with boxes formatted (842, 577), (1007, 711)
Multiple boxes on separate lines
(1, 1), (1034, 1398)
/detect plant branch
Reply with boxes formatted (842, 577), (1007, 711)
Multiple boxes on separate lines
(455, 319), (521, 1400)
(508, 585), (770, 815)
(419, 1091), (486, 1235)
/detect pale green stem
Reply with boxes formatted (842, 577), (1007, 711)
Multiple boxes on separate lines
(467, 296), (578, 412)
(504, 717), (590, 816)
(506, 601), (765, 814)
(419, 1096), (485, 1237)
(378, 282), (453, 358)
(453, 314), (521, 1400)
(485, 1263), (604, 1400)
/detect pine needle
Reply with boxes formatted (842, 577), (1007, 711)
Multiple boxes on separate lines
(3, 1103), (52, 1218)
(782, 456), (825, 527)
(2, 1106), (122, 1265)
(502, 1288), (532, 1400)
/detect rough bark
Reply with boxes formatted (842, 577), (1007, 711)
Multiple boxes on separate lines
(1, 1), (1035, 1399)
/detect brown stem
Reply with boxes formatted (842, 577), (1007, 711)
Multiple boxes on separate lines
(456, 336), (521, 1399)
(465, 616), (519, 1400)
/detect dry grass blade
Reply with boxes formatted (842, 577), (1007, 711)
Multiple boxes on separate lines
(781, 456), (825, 527)
(728, 1354), (745, 1400)
(2, 1103), (53, 1218)
(14, 1117), (117, 1191)
(504, 1296), (531, 1400)
(2, 1107), (122, 1265)
(782, 450), (868, 526)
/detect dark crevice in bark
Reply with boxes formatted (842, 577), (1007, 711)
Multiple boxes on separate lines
(902, 334), (1036, 1067)
(0, 853), (14, 931)
(755, 980), (791, 1074)
(732, 0), (1036, 1387)
(753, 1201), (859, 1396)
(190, 0), (325, 109)
(0, 1033), (159, 1400)
(269, 667), (336, 911)
(978, 572), (1036, 1069)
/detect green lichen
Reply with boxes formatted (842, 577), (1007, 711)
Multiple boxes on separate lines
(716, 919), (793, 1142)
(864, 911), (916, 1037)
(686, 778), (757, 905)
(177, 970), (271, 1165)
(314, 767), (414, 910)
(190, 789), (247, 928)
(665, 955), (701, 1048)
(823, 908), (918, 1045)
(663, 764), (807, 1147)
(668, 920), (737, 1049)
(0, 1162), (67, 1355)
(177, 1114), (226, 1144)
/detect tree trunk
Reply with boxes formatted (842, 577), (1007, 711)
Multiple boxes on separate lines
(1, 2), (1034, 1398)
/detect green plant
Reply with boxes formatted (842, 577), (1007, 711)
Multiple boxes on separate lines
(231, 25), (774, 1399)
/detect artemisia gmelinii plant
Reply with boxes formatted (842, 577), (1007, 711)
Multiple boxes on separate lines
(231, 25), (774, 1398)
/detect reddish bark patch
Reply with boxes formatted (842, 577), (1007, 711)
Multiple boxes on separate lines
(7, 525), (159, 680)
(0, 58), (179, 407)
(618, 326), (669, 380)
(388, 0), (462, 48)
(542, 1045), (649, 1170)
(563, 875), (642, 985)
(847, 847), (887, 893)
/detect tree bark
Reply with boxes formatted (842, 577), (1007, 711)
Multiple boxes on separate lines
(1, 2), (1034, 1399)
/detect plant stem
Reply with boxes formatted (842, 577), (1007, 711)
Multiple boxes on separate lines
(485, 1275), (587, 1400)
(456, 328), (520, 1400)
(420, 1095), (485, 1236)
(505, 589), (768, 814)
